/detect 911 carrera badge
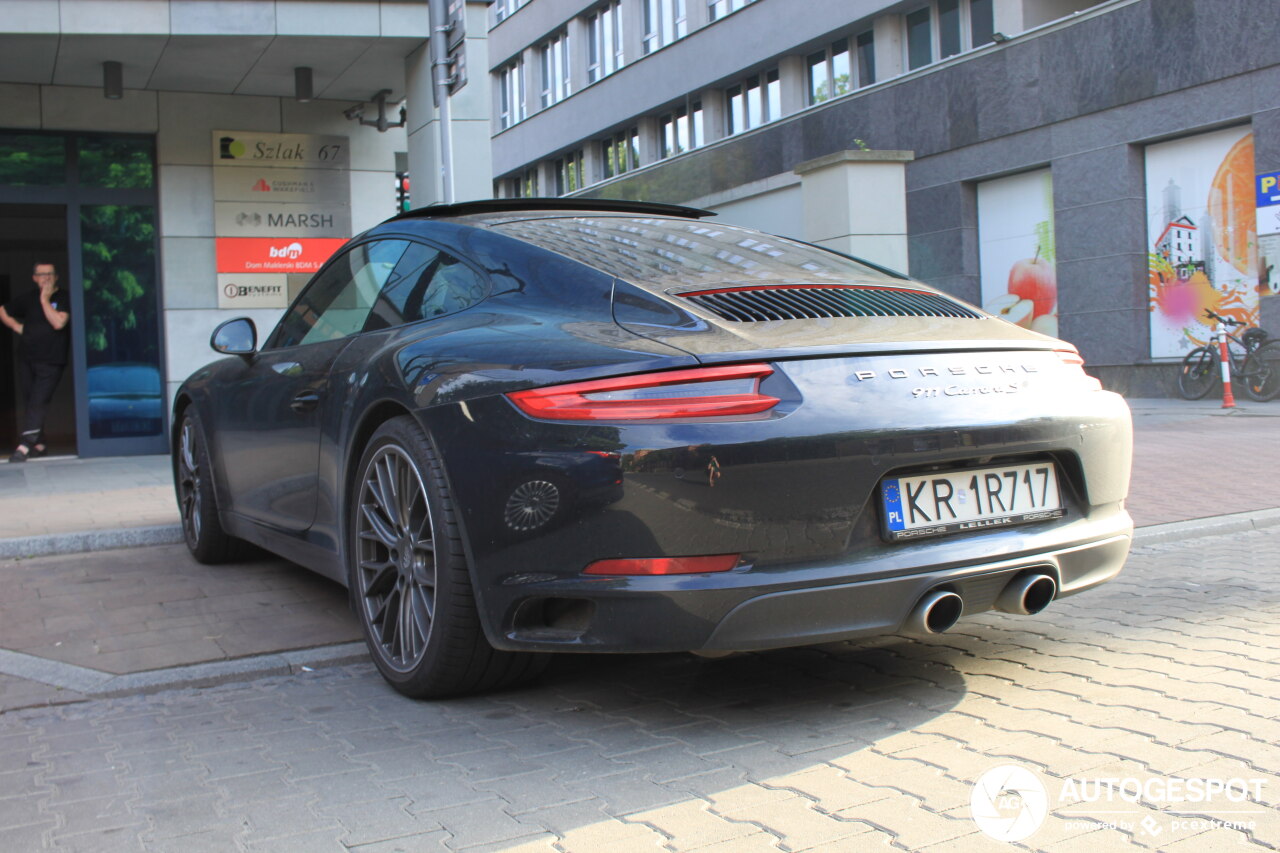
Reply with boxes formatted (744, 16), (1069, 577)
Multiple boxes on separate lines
(912, 383), (1020, 398)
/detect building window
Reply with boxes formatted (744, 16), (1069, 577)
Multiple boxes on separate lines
(643, 0), (687, 55)
(856, 30), (876, 86)
(540, 31), (571, 109)
(969, 0), (994, 47)
(726, 69), (780, 135)
(708, 0), (755, 21)
(660, 103), (703, 158)
(602, 128), (640, 178)
(493, 0), (528, 24)
(500, 167), (539, 199)
(806, 40), (851, 105)
(498, 60), (526, 129)
(906, 7), (932, 70)
(906, 0), (996, 71)
(555, 150), (585, 195)
(587, 1), (625, 83)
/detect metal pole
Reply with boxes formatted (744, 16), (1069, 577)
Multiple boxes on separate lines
(428, 0), (456, 203)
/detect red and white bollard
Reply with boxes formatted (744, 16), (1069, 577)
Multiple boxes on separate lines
(1217, 321), (1236, 409)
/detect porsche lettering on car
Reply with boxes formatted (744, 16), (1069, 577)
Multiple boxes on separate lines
(172, 199), (1133, 698)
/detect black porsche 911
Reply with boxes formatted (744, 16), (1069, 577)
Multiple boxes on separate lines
(173, 198), (1133, 698)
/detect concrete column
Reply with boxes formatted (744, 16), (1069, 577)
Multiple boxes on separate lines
(636, 115), (660, 165)
(538, 160), (557, 195)
(621, 0), (645, 62)
(777, 54), (805, 117)
(567, 15), (590, 95)
(522, 46), (540, 118)
(406, 0), (494, 203)
(795, 149), (914, 270)
(872, 14), (905, 81)
(686, 0), (711, 31)
(992, 0), (1025, 35)
(699, 87), (727, 144)
(582, 136), (603, 185)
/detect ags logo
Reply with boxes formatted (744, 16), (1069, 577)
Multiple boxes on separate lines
(269, 243), (304, 259)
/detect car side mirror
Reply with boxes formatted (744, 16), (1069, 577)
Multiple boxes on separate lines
(211, 317), (257, 356)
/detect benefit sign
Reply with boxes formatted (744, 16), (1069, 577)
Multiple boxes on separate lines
(212, 131), (351, 309)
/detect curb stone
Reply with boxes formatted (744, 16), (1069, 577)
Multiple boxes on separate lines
(0, 523), (184, 559)
(0, 642), (370, 704)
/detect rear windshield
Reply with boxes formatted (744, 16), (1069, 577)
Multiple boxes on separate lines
(492, 216), (901, 288)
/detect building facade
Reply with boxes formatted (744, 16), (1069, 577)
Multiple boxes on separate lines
(0, 0), (497, 458)
(487, 0), (1280, 394)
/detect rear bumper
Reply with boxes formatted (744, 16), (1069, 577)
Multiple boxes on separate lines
(422, 350), (1133, 654)
(487, 509), (1132, 653)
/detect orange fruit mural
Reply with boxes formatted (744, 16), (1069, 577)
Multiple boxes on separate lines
(1208, 134), (1257, 277)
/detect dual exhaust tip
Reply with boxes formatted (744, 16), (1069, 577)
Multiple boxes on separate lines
(906, 573), (1057, 634)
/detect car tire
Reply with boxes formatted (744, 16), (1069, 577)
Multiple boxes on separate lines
(1176, 346), (1219, 400)
(350, 416), (548, 698)
(175, 409), (246, 564)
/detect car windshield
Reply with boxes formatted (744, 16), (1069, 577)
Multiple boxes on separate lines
(492, 216), (901, 287)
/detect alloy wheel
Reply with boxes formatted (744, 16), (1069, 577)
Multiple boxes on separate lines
(177, 419), (202, 543)
(355, 445), (436, 672)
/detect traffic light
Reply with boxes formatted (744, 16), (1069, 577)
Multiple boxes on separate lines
(395, 171), (411, 213)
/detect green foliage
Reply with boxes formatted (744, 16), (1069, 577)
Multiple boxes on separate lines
(80, 205), (157, 361)
(0, 134), (65, 186)
(79, 138), (154, 188)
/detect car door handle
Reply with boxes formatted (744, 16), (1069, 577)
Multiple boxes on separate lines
(290, 391), (321, 413)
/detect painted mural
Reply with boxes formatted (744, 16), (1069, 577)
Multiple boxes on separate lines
(978, 170), (1058, 337)
(1146, 128), (1257, 358)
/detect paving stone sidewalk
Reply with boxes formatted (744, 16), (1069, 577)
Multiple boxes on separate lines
(0, 525), (1276, 851)
(0, 396), (1278, 712)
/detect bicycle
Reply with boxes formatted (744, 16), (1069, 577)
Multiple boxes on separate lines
(1242, 335), (1280, 401)
(1176, 309), (1270, 401)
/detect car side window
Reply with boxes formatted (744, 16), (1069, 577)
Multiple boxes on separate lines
(272, 240), (410, 348)
(363, 241), (488, 332)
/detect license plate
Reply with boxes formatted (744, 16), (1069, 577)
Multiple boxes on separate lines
(881, 462), (1063, 541)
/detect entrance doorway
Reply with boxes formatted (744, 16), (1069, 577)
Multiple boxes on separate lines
(0, 129), (165, 458)
(0, 204), (74, 454)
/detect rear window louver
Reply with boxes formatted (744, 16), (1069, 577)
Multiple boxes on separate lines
(677, 284), (982, 322)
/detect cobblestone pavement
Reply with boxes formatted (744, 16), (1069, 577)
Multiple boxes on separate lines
(1, 526), (1276, 852)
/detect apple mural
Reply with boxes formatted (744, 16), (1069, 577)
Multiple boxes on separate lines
(1008, 250), (1057, 317)
(984, 293), (1036, 328)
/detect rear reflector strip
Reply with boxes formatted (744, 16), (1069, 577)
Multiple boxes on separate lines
(584, 554), (741, 576)
(507, 364), (778, 421)
(678, 284), (982, 322)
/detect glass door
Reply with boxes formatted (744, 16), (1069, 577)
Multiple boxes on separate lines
(0, 130), (165, 457)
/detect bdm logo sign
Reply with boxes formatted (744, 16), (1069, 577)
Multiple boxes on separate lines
(215, 237), (345, 274)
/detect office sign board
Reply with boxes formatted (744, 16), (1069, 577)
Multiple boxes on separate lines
(213, 132), (349, 170)
(213, 131), (352, 297)
(212, 167), (349, 205)
(1260, 171), (1280, 296)
(215, 238), (349, 275)
(217, 273), (290, 309)
(214, 202), (351, 238)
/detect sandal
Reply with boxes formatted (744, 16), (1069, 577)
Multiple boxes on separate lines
(8, 447), (28, 463)
(28, 445), (47, 459)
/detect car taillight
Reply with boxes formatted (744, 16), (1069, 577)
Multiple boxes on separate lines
(1055, 348), (1103, 391)
(507, 364), (779, 421)
(583, 554), (742, 575)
